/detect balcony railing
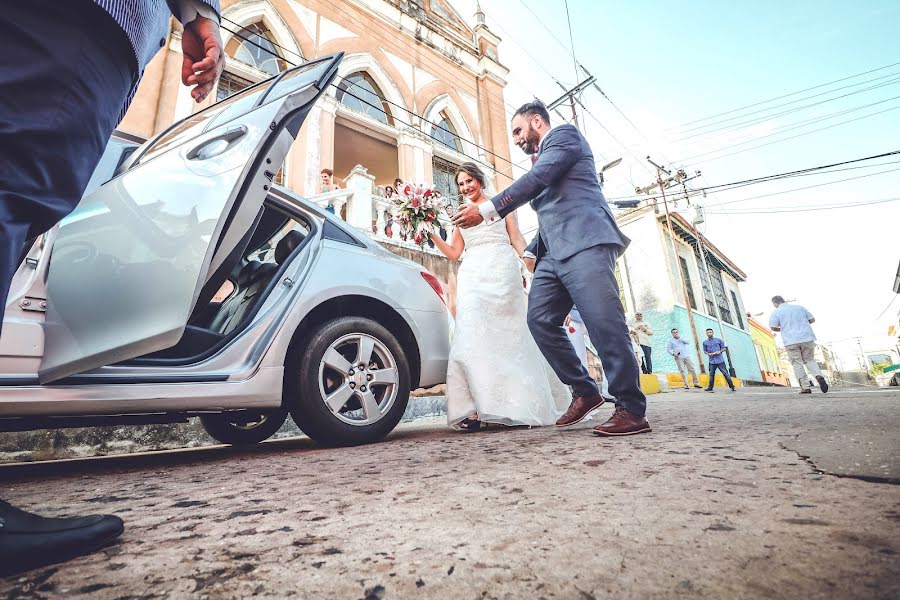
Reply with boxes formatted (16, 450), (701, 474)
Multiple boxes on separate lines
(307, 164), (455, 256)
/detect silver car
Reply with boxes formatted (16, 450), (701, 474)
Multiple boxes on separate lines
(0, 53), (450, 447)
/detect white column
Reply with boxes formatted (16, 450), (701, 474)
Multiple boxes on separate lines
(342, 165), (376, 229)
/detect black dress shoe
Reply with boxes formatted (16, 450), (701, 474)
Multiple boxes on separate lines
(0, 499), (124, 576)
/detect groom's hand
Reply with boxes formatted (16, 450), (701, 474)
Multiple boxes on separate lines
(451, 203), (484, 229)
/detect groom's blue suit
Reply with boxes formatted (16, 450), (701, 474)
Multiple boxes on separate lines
(488, 124), (646, 417)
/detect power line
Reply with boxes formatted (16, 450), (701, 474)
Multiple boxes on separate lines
(218, 20), (526, 178)
(672, 71), (900, 137)
(604, 148), (900, 201)
(683, 165), (900, 208)
(513, 0), (662, 155)
(676, 94), (900, 162)
(671, 76), (900, 145)
(669, 61), (900, 129)
(679, 103), (900, 166)
(704, 196), (900, 214)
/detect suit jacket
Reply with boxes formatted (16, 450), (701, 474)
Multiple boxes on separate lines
(491, 124), (628, 262)
(93, 0), (220, 112)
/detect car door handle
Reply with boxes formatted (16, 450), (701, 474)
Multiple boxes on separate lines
(186, 126), (248, 160)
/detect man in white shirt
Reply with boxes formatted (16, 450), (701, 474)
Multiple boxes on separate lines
(769, 295), (828, 394)
(630, 312), (654, 374)
(667, 328), (702, 389)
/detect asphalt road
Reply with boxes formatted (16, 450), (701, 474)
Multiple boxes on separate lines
(1, 386), (898, 599)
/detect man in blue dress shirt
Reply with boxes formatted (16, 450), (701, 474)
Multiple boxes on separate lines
(702, 328), (736, 392)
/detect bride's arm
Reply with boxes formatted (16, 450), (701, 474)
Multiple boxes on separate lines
(504, 211), (528, 258)
(430, 227), (465, 261)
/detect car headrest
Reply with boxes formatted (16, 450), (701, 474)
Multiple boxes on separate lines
(235, 260), (272, 287)
(275, 230), (305, 264)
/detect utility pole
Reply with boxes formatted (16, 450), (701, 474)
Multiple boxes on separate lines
(640, 157), (706, 373)
(547, 76), (596, 132)
(684, 181), (737, 377)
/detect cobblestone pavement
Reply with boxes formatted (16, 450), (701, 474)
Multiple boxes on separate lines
(1, 387), (898, 599)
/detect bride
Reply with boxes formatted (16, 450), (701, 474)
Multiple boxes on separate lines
(429, 162), (571, 431)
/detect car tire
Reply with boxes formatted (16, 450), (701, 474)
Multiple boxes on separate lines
(287, 316), (410, 446)
(199, 409), (288, 445)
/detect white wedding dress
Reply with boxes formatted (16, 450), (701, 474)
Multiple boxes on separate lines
(446, 217), (571, 428)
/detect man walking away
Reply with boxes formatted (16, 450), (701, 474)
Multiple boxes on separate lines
(703, 329), (736, 392)
(668, 328), (702, 389)
(630, 312), (654, 373)
(769, 296), (828, 394)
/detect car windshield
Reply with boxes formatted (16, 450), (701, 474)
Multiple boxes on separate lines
(138, 56), (333, 164)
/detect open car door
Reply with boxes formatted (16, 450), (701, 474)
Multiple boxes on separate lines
(38, 53), (343, 383)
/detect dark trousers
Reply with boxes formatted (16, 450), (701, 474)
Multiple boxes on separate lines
(527, 244), (647, 417)
(706, 362), (735, 390)
(0, 0), (134, 335)
(640, 344), (652, 374)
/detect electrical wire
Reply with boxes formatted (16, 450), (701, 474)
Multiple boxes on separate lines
(669, 61), (900, 129)
(679, 103), (900, 166)
(603, 148), (900, 202)
(672, 88), (900, 158)
(218, 20), (526, 178)
(704, 196), (900, 214)
(672, 71), (900, 137)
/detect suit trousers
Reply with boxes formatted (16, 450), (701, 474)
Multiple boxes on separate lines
(0, 0), (134, 335)
(527, 244), (646, 417)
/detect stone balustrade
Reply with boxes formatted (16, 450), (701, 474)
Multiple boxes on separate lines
(307, 163), (456, 258)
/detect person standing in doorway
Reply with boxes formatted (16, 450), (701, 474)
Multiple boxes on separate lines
(667, 328), (702, 389)
(703, 328), (736, 392)
(769, 295), (828, 394)
(630, 312), (654, 374)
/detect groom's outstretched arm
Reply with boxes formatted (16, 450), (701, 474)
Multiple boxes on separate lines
(480, 125), (582, 224)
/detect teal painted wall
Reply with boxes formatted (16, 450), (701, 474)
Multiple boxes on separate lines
(639, 307), (759, 381)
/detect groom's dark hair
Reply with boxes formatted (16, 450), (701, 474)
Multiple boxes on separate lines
(513, 100), (550, 126)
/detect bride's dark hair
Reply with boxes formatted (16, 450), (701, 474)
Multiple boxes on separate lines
(455, 162), (487, 190)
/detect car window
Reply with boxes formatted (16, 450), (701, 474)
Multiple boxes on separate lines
(139, 56), (333, 165)
(247, 218), (311, 264)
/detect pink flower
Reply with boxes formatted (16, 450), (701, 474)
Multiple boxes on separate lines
(414, 233), (423, 245)
(410, 198), (422, 210)
(424, 189), (433, 198)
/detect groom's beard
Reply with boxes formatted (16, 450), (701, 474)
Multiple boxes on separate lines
(518, 124), (541, 155)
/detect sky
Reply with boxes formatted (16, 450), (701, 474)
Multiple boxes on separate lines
(450, 0), (900, 366)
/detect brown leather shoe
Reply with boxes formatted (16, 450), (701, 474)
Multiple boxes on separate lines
(592, 406), (651, 436)
(556, 393), (604, 427)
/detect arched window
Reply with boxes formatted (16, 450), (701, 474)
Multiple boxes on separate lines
(336, 72), (393, 125)
(231, 23), (287, 75)
(431, 112), (461, 152)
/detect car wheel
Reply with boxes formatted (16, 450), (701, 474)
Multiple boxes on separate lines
(287, 316), (410, 446)
(199, 409), (288, 445)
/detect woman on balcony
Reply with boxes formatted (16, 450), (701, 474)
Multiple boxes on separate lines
(429, 163), (570, 431)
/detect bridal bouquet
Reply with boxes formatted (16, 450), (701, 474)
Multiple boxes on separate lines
(390, 182), (449, 247)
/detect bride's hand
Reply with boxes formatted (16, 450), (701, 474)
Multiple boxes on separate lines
(522, 256), (535, 273)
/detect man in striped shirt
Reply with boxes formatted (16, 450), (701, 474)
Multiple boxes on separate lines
(0, 0), (222, 576)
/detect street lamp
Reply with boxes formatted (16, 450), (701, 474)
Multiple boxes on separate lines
(598, 157), (623, 185)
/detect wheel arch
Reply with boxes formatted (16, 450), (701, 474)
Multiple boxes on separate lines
(284, 295), (422, 390)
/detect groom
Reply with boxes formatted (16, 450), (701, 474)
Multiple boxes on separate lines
(452, 101), (650, 436)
